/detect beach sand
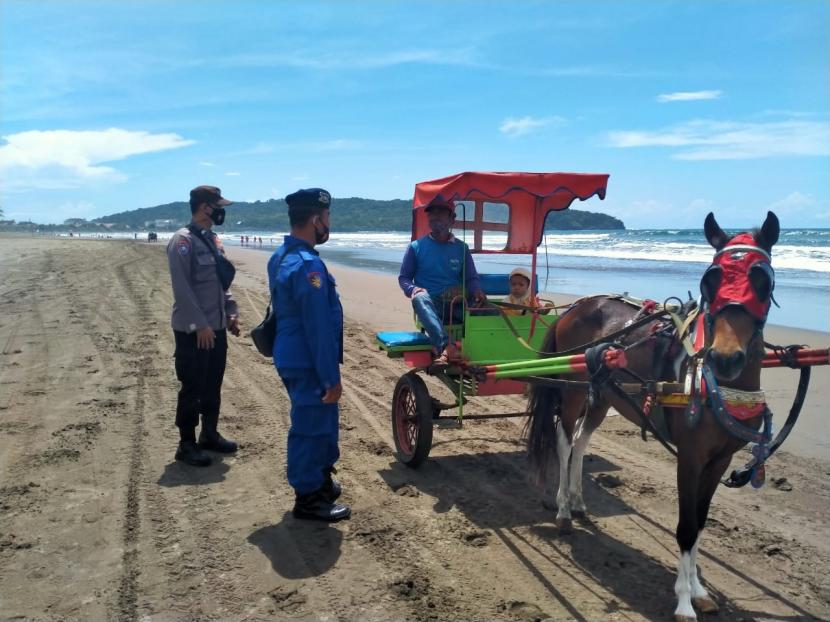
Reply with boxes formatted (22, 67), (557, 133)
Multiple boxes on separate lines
(1, 236), (828, 621)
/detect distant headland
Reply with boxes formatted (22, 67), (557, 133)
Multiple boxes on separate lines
(1, 197), (625, 232)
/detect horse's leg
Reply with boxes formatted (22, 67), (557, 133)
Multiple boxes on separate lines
(688, 453), (733, 615)
(674, 450), (703, 622)
(568, 402), (607, 518)
(554, 391), (584, 532)
(554, 421), (574, 532)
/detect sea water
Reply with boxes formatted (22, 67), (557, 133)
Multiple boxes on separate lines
(156, 228), (830, 332)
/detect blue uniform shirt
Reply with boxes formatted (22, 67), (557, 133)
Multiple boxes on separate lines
(267, 235), (343, 389)
(398, 234), (481, 299)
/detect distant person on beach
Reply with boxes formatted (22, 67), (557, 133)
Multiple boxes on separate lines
(503, 267), (542, 316)
(398, 198), (486, 362)
(166, 185), (240, 467)
(267, 188), (349, 522)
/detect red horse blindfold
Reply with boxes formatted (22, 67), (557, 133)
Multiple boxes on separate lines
(700, 233), (774, 321)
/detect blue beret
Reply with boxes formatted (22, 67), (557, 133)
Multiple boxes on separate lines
(285, 188), (331, 209)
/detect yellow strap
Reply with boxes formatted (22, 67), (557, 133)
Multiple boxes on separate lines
(667, 307), (699, 358)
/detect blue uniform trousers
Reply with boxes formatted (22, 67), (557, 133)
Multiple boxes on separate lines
(280, 374), (340, 496)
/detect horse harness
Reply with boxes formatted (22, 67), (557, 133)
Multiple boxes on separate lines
(579, 235), (807, 489)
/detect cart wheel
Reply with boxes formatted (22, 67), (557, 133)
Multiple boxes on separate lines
(392, 373), (434, 467)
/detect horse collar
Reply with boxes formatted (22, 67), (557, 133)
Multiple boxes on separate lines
(701, 365), (772, 488)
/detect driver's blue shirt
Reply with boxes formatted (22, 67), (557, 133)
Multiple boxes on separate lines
(398, 234), (481, 299)
(267, 235), (343, 389)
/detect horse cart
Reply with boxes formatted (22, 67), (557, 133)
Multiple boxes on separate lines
(376, 171), (611, 466)
(376, 171), (829, 621)
(376, 171), (828, 474)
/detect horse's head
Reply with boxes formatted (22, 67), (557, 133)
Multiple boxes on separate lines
(700, 211), (779, 382)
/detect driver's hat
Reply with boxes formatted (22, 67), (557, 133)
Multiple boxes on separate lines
(424, 197), (456, 213)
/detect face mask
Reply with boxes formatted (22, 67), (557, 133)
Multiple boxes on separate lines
(314, 219), (330, 245)
(209, 206), (226, 226)
(430, 220), (450, 237)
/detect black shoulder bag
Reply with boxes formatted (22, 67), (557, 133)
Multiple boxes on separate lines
(250, 247), (295, 357)
(187, 225), (236, 290)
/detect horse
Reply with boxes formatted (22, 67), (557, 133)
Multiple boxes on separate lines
(525, 211), (780, 622)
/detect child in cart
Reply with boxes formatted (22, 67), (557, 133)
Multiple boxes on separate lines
(503, 267), (543, 316)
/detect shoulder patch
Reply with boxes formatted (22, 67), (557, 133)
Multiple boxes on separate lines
(299, 249), (317, 262)
(177, 238), (191, 256)
(307, 272), (323, 289)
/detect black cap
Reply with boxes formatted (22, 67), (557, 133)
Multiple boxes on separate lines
(285, 188), (331, 209)
(424, 197), (455, 213)
(190, 185), (232, 208)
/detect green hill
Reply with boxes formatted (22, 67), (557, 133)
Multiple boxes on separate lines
(93, 197), (625, 231)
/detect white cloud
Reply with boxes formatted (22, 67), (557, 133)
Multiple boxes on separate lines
(225, 171), (241, 176)
(499, 115), (565, 137)
(606, 119), (830, 160)
(217, 48), (475, 71)
(657, 90), (722, 103)
(199, 161), (215, 167)
(767, 191), (817, 216)
(0, 128), (194, 191)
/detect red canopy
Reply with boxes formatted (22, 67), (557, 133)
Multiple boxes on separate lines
(412, 171), (609, 252)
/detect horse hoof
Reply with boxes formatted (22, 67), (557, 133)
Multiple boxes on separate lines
(556, 517), (573, 534)
(693, 596), (718, 613)
(674, 615), (696, 622)
(571, 509), (586, 519)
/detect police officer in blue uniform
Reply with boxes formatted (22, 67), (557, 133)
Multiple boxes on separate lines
(267, 188), (349, 522)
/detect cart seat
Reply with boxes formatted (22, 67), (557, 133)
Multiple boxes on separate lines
(479, 273), (538, 297)
(376, 331), (432, 350)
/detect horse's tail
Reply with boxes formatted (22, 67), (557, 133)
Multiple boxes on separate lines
(523, 324), (562, 486)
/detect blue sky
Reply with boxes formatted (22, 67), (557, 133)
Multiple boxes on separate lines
(1, 1), (828, 228)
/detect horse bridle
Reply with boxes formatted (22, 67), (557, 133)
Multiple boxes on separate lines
(699, 237), (776, 347)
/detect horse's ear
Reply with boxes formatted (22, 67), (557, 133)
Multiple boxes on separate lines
(757, 211), (780, 251)
(704, 212), (729, 250)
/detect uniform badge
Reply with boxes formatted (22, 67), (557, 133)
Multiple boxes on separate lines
(307, 272), (322, 288)
(177, 239), (191, 256)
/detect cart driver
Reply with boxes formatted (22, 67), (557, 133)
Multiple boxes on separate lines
(398, 198), (486, 362)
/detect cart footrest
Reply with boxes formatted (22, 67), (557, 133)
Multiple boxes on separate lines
(377, 331), (433, 351)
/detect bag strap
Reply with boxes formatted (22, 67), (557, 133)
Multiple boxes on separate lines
(187, 224), (232, 289)
(187, 224), (225, 259)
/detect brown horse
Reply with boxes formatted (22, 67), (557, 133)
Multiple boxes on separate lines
(526, 211), (780, 622)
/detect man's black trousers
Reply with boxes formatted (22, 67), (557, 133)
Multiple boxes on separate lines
(173, 329), (227, 433)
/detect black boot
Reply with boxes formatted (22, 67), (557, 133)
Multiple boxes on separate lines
(292, 490), (351, 522)
(175, 440), (212, 466)
(320, 466), (342, 503)
(199, 413), (238, 453)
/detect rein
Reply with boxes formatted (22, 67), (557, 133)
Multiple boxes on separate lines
(722, 350), (812, 488)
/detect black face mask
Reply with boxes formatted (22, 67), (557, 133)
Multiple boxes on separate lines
(209, 206), (226, 226)
(314, 220), (330, 245)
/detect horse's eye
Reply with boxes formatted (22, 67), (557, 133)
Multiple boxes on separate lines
(749, 262), (774, 302)
(700, 265), (722, 303)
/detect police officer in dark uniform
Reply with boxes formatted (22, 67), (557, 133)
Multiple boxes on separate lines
(166, 185), (240, 467)
(267, 188), (349, 521)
